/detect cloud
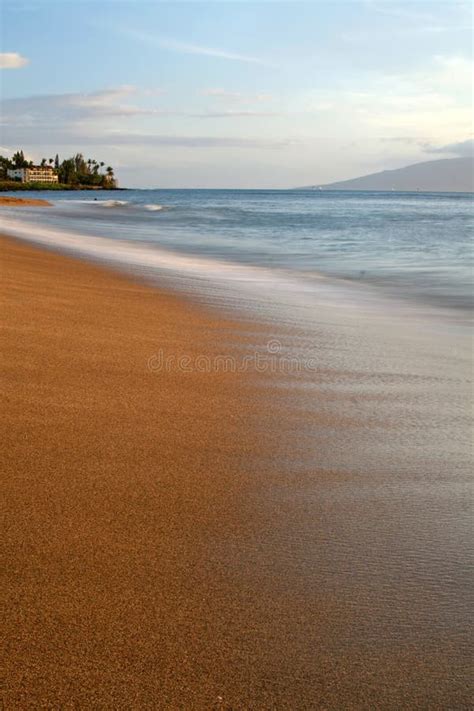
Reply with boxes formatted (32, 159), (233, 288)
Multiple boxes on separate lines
(376, 136), (474, 157)
(422, 138), (474, 157)
(0, 52), (29, 69)
(158, 37), (268, 65)
(0, 87), (289, 148)
(299, 55), (473, 139)
(0, 87), (171, 152)
(1, 86), (160, 125)
(103, 134), (290, 149)
(378, 136), (426, 144)
(0, 124), (290, 150)
(193, 110), (280, 118)
(196, 89), (278, 117)
(363, 0), (442, 25)
(427, 55), (473, 93)
(201, 89), (273, 103)
(362, 0), (472, 32)
(116, 27), (273, 66)
(0, 87), (283, 134)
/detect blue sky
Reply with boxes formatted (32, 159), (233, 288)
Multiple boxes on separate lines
(1, 0), (472, 187)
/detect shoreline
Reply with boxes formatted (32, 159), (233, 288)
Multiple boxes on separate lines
(0, 183), (126, 192)
(2, 235), (471, 708)
(2, 209), (471, 328)
(1, 193), (472, 319)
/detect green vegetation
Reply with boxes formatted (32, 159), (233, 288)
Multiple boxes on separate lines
(0, 180), (100, 191)
(0, 150), (118, 189)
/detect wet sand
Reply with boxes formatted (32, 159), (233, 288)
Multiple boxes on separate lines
(1, 236), (471, 709)
(0, 196), (52, 207)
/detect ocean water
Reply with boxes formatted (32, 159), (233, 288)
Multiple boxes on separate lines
(2, 188), (473, 313)
(5, 186), (472, 468)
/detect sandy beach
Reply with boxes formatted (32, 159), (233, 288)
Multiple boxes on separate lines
(2, 235), (471, 709)
(1, 235), (274, 708)
(0, 196), (52, 207)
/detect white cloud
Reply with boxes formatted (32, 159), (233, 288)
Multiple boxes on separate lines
(0, 124), (290, 149)
(196, 89), (278, 117)
(0, 86), (283, 136)
(422, 138), (474, 157)
(0, 86), (289, 149)
(363, 0), (443, 24)
(201, 89), (273, 104)
(158, 37), (269, 65)
(0, 52), (29, 69)
(362, 0), (472, 32)
(0, 86), (163, 126)
(194, 110), (280, 118)
(426, 55), (473, 93)
(99, 134), (289, 149)
(299, 55), (473, 141)
(115, 27), (273, 66)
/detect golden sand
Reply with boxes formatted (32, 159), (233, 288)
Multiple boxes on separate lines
(1, 236), (287, 708)
(2, 237), (470, 709)
(0, 196), (52, 207)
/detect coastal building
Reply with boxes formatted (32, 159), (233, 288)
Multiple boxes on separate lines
(7, 166), (59, 183)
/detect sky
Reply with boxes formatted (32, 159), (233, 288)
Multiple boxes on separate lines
(0, 0), (472, 188)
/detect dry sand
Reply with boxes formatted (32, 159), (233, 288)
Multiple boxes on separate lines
(1, 236), (471, 709)
(0, 196), (52, 207)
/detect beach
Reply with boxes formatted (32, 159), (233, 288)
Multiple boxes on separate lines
(0, 196), (52, 207)
(2, 233), (472, 709)
(1, 235), (274, 707)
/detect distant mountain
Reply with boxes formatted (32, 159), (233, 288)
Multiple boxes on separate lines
(301, 157), (474, 193)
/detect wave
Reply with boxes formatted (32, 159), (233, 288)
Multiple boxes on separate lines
(63, 199), (130, 207)
(2, 214), (468, 337)
(62, 199), (130, 207)
(144, 203), (166, 211)
(60, 199), (167, 212)
(99, 199), (129, 208)
(0, 215), (278, 285)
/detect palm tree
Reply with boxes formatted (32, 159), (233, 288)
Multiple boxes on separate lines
(48, 158), (54, 165)
(104, 166), (115, 187)
(12, 150), (27, 167)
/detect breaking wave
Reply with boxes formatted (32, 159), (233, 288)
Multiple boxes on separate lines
(144, 204), (166, 211)
(100, 200), (129, 207)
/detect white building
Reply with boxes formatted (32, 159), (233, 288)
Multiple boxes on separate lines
(7, 165), (59, 183)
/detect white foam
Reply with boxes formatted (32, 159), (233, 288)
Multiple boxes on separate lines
(144, 204), (166, 211)
(2, 215), (470, 349)
(100, 199), (129, 207)
(2, 213), (389, 324)
(0, 214), (281, 284)
(56, 199), (130, 207)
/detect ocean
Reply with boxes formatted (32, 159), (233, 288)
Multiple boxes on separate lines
(2, 188), (473, 315)
(3, 188), (471, 470)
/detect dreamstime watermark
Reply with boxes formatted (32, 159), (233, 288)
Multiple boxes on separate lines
(147, 340), (319, 374)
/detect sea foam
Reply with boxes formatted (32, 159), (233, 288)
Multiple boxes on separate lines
(144, 204), (166, 211)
